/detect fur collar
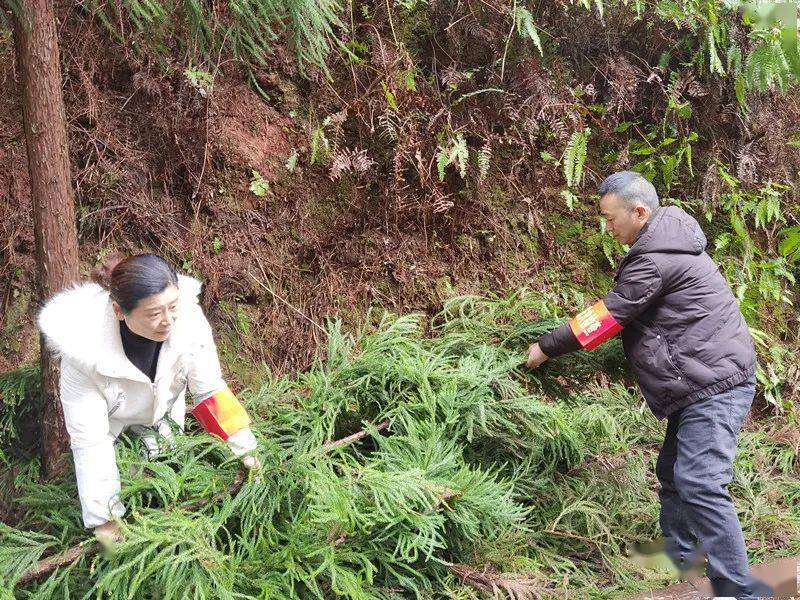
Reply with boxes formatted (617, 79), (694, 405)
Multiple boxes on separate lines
(38, 274), (203, 380)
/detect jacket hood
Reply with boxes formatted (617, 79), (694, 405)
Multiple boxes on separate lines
(627, 205), (707, 259)
(37, 274), (203, 377)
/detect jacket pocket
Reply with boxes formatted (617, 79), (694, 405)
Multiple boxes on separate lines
(627, 325), (691, 401)
(102, 380), (127, 417)
(661, 334), (682, 375)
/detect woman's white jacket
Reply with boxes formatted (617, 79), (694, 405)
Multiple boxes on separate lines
(37, 274), (257, 528)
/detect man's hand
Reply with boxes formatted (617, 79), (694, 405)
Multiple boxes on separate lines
(526, 342), (549, 368)
(94, 520), (123, 549)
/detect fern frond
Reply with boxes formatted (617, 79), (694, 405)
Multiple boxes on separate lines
(514, 6), (543, 56)
(477, 142), (491, 182)
(744, 33), (792, 92)
(562, 128), (590, 188)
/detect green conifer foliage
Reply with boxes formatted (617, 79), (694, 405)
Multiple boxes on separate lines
(2, 293), (654, 598)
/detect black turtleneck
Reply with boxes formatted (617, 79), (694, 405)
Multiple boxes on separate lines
(119, 320), (162, 382)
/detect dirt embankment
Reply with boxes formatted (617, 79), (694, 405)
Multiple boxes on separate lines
(1, 5), (798, 389)
(0, 38), (562, 377)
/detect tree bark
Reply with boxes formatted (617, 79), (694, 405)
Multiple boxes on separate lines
(13, 0), (80, 479)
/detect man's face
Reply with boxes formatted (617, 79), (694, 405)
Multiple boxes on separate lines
(599, 194), (650, 246)
(113, 284), (180, 342)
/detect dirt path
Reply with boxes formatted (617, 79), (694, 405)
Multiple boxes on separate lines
(627, 555), (799, 599)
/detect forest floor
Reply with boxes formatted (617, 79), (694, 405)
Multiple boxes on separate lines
(626, 554), (799, 599)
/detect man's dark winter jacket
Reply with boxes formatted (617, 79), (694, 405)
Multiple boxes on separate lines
(538, 205), (756, 419)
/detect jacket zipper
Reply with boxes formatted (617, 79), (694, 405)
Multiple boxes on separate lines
(151, 381), (159, 424)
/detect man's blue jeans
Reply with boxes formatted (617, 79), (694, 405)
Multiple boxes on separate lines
(656, 374), (765, 599)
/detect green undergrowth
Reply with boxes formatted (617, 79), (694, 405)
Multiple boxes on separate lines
(0, 365), (40, 466)
(1, 292), (798, 598)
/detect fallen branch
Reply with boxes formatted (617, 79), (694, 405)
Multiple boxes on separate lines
(322, 419), (390, 449)
(18, 420), (391, 587)
(18, 542), (99, 586)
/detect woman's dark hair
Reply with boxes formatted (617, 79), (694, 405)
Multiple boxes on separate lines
(91, 253), (179, 313)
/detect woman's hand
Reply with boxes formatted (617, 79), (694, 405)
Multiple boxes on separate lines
(93, 520), (124, 549)
(242, 455), (261, 471)
(526, 342), (549, 368)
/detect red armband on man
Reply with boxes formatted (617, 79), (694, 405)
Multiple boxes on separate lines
(191, 388), (251, 440)
(569, 299), (623, 350)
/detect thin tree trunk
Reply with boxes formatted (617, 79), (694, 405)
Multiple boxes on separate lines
(13, 0), (80, 479)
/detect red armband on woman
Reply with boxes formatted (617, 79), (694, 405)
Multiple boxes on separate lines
(569, 299), (623, 350)
(191, 388), (251, 440)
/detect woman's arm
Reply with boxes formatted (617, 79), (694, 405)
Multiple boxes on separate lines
(185, 306), (258, 457)
(60, 359), (125, 529)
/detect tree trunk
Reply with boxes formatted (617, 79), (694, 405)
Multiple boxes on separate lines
(13, 0), (80, 479)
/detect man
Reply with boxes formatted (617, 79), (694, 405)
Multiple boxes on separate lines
(526, 171), (773, 599)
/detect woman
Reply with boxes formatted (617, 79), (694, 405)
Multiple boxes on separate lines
(37, 253), (258, 543)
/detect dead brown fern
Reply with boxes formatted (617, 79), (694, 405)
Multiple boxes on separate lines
(449, 563), (549, 599)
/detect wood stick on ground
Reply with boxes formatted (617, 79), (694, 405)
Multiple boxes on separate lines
(323, 419), (390, 449)
(18, 542), (99, 586)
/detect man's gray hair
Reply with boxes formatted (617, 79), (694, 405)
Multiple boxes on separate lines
(598, 171), (660, 211)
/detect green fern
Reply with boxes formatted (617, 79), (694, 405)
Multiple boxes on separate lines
(753, 184), (783, 230)
(573, 0), (604, 19)
(514, 6), (543, 56)
(727, 41), (743, 74)
(83, 0), (344, 72)
(778, 226), (800, 262)
(744, 29), (792, 93)
(436, 146), (450, 183)
(562, 128), (590, 188)
(560, 188), (579, 212)
(708, 28), (725, 75)
(727, 43), (750, 109)
(452, 133), (469, 179)
(436, 132), (469, 182)
(309, 117), (331, 166)
(477, 142), (491, 182)
(705, 0), (727, 76)
(0, 366), (40, 459)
